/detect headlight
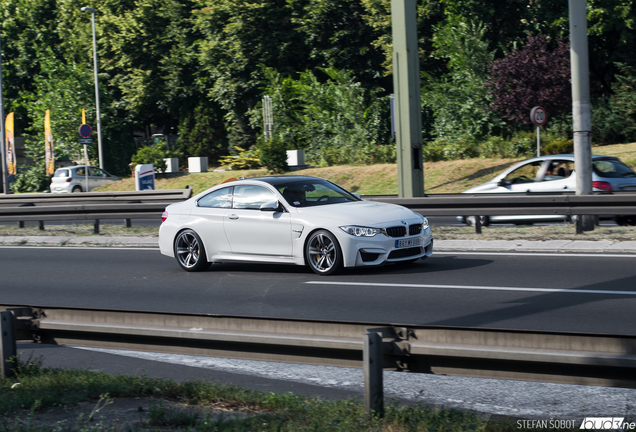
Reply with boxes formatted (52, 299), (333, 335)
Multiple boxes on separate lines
(422, 217), (429, 230)
(340, 226), (382, 237)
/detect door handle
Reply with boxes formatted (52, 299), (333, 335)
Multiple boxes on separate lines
(228, 214), (239, 220)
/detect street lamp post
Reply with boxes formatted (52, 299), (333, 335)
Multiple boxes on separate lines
(81, 6), (104, 169)
(0, 33), (8, 194)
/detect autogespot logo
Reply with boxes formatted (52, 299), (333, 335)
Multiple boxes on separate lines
(580, 418), (632, 430)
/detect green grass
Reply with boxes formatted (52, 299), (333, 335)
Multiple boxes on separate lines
(0, 358), (555, 432)
(94, 141), (636, 196)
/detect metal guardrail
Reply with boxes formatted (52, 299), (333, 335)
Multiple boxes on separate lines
(0, 189), (193, 232)
(2, 305), (636, 414)
(1, 190), (635, 234)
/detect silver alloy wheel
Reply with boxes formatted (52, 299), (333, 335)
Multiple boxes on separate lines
(306, 230), (342, 275)
(174, 229), (208, 271)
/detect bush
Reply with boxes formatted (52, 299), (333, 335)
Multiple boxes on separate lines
(423, 137), (478, 162)
(258, 136), (288, 173)
(11, 166), (51, 193)
(130, 144), (181, 174)
(543, 139), (573, 154)
(219, 146), (262, 170)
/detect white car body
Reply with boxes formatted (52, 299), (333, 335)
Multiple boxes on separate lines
(50, 165), (121, 193)
(159, 176), (434, 275)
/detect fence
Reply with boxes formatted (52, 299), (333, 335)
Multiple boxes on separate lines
(0, 189), (192, 232)
(2, 305), (636, 415)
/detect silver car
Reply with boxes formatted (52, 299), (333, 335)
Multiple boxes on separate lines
(50, 165), (121, 193)
(457, 154), (636, 226)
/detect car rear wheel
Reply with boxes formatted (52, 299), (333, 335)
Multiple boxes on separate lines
(465, 216), (489, 227)
(72, 186), (82, 193)
(174, 229), (210, 272)
(305, 230), (343, 275)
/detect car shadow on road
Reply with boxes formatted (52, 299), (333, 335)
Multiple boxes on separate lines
(201, 255), (491, 276)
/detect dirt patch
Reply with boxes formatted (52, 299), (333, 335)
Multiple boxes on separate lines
(3, 397), (252, 431)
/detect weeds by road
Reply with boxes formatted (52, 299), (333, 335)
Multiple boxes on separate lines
(0, 358), (554, 432)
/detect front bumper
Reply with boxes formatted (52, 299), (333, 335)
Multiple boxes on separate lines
(337, 227), (434, 267)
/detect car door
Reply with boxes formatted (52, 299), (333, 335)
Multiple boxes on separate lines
(498, 161), (544, 192)
(223, 184), (292, 257)
(530, 160), (575, 192)
(89, 167), (110, 190)
(191, 186), (234, 255)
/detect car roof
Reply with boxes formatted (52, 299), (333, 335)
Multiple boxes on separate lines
(522, 154), (618, 162)
(240, 175), (325, 186)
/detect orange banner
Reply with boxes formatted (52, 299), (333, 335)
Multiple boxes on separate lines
(5, 112), (16, 175)
(45, 110), (55, 175)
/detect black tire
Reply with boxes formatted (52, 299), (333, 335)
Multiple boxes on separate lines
(305, 230), (343, 275)
(72, 186), (82, 193)
(465, 216), (489, 227)
(174, 229), (210, 272)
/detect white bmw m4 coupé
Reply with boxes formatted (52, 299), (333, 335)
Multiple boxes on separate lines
(159, 175), (433, 275)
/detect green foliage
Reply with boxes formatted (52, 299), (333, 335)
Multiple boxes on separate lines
(130, 144), (181, 173)
(10, 164), (51, 193)
(219, 146), (262, 170)
(422, 17), (505, 141)
(257, 136), (289, 173)
(423, 136), (478, 162)
(176, 102), (229, 163)
(255, 67), (393, 166)
(543, 139), (574, 155)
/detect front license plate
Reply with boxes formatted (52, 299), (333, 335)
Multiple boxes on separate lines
(395, 238), (421, 248)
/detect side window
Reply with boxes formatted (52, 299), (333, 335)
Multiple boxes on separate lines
(198, 187), (233, 208)
(503, 162), (541, 184)
(91, 167), (107, 177)
(233, 185), (276, 210)
(76, 167), (87, 176)
(543, 161), (574, 181)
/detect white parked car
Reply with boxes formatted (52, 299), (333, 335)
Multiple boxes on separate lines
(50, 165), (121, 193)
(159, 175), (434, 275)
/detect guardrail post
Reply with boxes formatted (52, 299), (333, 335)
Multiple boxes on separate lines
(364, 331), (384, 417)
(17, 221), (24, 228)
(125, 218), (131, 228)
(1, 310), (17, 378)
(93, 219), (100, 234)
(38, 221), (44, 230)
(475, 216), (482, 234)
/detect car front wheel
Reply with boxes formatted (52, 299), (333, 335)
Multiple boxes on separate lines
(174, 229), (210, 272)
(305, 230), (343, 275)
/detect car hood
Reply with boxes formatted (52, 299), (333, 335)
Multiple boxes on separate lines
(295, 200), (420, 225)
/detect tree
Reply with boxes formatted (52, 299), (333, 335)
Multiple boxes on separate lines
(487, 35), (571, 128)
(422, 17), (504, 140)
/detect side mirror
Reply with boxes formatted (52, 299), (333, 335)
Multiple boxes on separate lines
(260, 200), (282, 212)
(497, 178), (511, 187)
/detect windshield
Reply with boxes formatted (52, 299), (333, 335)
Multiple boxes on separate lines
(273, 179), (359, 208)
(593, 159), (636, 178)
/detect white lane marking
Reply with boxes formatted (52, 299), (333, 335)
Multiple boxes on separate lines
(0, 246), (158, 251)
(305, 281), (636, 296)
(434, 251), (636, 258)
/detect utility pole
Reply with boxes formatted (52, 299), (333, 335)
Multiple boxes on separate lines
(392, 0), (424, 197)
(0, 34), (8, 194)
(569, 0), (594, 232)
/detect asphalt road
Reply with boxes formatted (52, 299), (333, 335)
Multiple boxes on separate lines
(2, 246), (635, 335)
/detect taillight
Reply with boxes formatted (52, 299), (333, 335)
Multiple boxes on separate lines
(66, 178), (72, 182)
(161, 211), (168, 222)
(593, 181), (612, 191)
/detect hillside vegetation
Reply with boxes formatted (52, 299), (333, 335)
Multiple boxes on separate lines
(97, 142), (636, 196)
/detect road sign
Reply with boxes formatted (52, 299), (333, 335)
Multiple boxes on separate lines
(530, 106), (547, 126)
(78, 124), (93, 138)
(79, 138), (93, 145)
